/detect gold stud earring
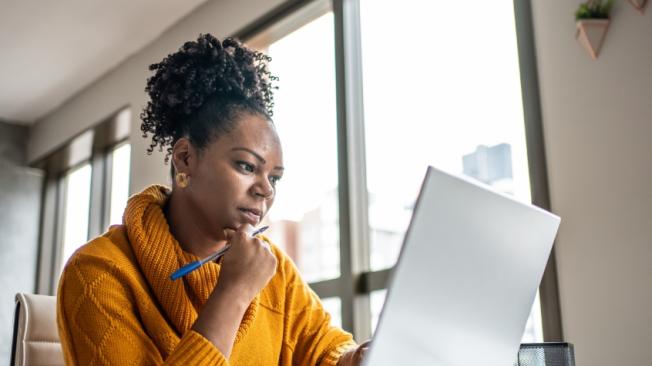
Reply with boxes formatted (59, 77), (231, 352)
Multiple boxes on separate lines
(175, 172), (189, 188)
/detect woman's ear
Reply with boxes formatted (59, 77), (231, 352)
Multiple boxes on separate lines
(171, 138), (195, 175)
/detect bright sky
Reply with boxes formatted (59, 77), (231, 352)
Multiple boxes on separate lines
(109, 143), (131, 226)
(62, 163), (92, 268)
(266, 0), (531, 223)
(359, 0), (531, 206)
(267, 13), (339, 222)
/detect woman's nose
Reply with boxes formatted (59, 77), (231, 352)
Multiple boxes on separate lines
(253, 177), (274, 199)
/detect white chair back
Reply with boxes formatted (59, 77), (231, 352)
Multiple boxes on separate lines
(10, 293), (64, 366)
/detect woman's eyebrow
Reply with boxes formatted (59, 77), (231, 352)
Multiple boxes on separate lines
(231, 147), (284, 171)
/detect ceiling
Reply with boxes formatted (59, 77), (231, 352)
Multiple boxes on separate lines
(0, 0), (210, 124)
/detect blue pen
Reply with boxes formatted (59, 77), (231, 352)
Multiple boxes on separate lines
(170, 225), (270, 281)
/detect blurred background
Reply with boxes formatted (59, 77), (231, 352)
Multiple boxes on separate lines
(1, 1), (651, 365)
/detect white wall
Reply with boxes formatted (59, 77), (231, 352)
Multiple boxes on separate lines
(532, 1), (652, 365)
(28, 0), (284, 193)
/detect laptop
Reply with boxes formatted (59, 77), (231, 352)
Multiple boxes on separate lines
(362, 166), (561, 366)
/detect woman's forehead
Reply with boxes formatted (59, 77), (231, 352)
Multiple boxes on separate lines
(212, 115), (282, 158)
(232, 118), (279, 148)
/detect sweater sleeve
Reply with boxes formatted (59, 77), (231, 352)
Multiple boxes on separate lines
(279, 253), (357, 366)
(56, 253), (228, 366)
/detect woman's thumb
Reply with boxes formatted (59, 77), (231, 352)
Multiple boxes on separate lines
(223, 228), (236, 240)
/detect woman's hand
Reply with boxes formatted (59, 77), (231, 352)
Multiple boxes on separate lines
(337, 341), (371, 366)
(217, 224), (278, 303)
(192, 224), (277, 358)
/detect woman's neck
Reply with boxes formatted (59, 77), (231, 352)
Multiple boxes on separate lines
(164, 189), (228, 259)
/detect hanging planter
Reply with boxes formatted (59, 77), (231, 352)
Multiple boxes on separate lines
(575, 0), (613, 59)
(576, 19), (610, 59)
(627, 0), (648, 14)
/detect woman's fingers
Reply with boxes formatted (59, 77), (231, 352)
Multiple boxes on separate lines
(224, 225), (270, 253)
(223, 228), (236, 240)
(216, 225), (277, 302)
(358, 340), (371, 348)
(354, 341), (371, 364)
(255, 237), (272, 252)
(237, 223), (254, 237)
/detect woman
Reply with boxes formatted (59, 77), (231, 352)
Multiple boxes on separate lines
(57, 34), (368, 365)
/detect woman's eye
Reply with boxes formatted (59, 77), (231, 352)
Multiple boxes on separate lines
(237, 161), (255, 173)
(269, 176), (282, 186)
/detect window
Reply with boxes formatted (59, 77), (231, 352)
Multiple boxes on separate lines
(250, 7), (340, 284)
(37, 108), (131, 294)
(360, 0), (531, 269)
(369, 289), (386, 334)
(359, 0), (542, 341)
(108, 143), (132, 226)
(321, 297), (343, 328)
(59, 163), (92, 269)
(238, 0), (560, 342)
(58, 140), (131, 266)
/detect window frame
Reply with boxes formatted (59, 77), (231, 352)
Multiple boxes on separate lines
(512, 0), (563, 341)
(35, 107), (131, 295)
(234, 0), (563, 342)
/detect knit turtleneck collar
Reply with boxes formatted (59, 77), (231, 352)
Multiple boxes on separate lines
(123, 185), (258, 339)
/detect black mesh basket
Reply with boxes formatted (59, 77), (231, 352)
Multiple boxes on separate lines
(514, 343), (575, 366)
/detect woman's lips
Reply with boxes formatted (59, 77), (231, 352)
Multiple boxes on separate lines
(238, 208), (261, 225)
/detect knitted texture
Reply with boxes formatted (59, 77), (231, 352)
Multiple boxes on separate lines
(57, 185), (355, 365)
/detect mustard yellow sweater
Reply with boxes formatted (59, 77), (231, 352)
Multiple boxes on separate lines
(57, 185), (355, 365)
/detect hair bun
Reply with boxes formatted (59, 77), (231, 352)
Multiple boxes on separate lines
(140, 34), (276, 162)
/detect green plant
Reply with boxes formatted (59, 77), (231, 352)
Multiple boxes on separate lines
(575, 0), (614, 19)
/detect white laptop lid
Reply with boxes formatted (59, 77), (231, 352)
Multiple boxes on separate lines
(363, 166), (560, 366)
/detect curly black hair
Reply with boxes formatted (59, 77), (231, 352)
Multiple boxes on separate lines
(140, 34), (277, 163)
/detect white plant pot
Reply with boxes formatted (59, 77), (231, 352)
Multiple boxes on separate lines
(627, 0), (648, 14)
